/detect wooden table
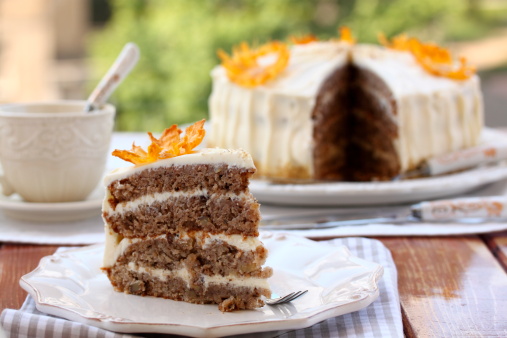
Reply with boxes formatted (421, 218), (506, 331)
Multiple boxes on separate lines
(1, 232), (507, 336)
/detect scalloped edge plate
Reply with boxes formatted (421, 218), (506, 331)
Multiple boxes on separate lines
(20, 234), (383, 337)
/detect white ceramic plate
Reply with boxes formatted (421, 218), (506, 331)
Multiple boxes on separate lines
(0, 184), (104, 222)
(20, 234), (383, 337)
(250, 164), (507, 206)
(250, 129), (507, 206)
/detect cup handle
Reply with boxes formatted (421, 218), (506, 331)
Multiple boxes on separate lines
(0, 175), (15, 196)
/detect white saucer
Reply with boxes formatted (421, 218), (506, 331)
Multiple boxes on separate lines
(20, 234), (383, 337)
(0, 185), (104, 222)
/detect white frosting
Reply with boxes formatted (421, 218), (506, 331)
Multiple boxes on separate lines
(200, 232), (261, 251)
(103, 188), (250, 215)
(103, 226), (127, 268)
(103, 148), (254, 186)
(127, 262), (192, 285)
(208, 41), (483, 177)
(102, 226), (263, 268)
(127, 262), (270, 290)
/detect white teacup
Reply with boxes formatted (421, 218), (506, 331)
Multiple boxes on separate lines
(0, 101), (115, 203)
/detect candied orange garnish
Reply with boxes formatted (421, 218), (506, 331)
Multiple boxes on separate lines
(339, 26), (356, 44)
(378, 33), (475, 80)
(218, 41), (290, 87)
(290, 34), (318, 45)
(378, 33), (411, 51)
(179, 119), (206, 153)
(113, 120), (206, 165)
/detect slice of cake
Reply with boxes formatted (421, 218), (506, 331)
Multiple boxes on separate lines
(101, 120), (272, 312)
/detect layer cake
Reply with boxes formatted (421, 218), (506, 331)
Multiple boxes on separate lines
(102, 121), (272, 312)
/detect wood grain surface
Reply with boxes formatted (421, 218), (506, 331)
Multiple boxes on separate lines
(380, 235), (507, 337)
(0, 244), (59, 310)
(484, 230), (507, 271)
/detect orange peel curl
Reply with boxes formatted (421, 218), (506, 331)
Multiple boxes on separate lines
(378, 33), (476, 80)
(290, 34), (318, 45)
(338, 26), (356, 44)
(218, 41), (290, 87)
(112, 119), (206, 165)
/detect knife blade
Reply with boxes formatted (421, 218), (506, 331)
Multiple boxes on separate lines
(259, 196), (507, 230)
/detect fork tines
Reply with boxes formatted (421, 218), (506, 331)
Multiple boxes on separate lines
(266, 290), (309, 305)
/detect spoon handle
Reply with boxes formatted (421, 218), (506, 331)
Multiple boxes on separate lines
(85, 42), (140, 112)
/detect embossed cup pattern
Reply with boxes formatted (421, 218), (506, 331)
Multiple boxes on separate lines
(0, 102), (115, 203)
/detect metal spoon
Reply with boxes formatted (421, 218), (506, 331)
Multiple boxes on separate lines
(84, 42), (140, 113)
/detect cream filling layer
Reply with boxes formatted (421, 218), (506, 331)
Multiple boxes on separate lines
(127, 262), (270, 290)
(103, 227), (263, 268)
(103, 189), (250, 215)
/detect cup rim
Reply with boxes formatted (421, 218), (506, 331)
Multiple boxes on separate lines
(0, 100), (115, 117)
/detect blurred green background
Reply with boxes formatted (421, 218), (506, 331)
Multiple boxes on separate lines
(88, 0), (507, 132)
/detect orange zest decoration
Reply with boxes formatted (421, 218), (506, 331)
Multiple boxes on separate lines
(378, 33), (475, 80)
(217, 41), (290, 87)
(338, 26), (356, 44)
(290, 34), (318, 45)
(112, 119), (206, 165)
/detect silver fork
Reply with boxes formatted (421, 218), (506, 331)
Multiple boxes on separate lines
(265, 290), (308, 305)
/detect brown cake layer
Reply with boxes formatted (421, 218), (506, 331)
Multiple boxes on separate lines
(104, 264), (271, 312)
(311, 65), (351, 181)
(107, 164), (255, 208)
(347, 65), (400, 181)
(116, 237), (271, 277)
(312, 64), (399, 181)
(104, 194), (260, 238)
